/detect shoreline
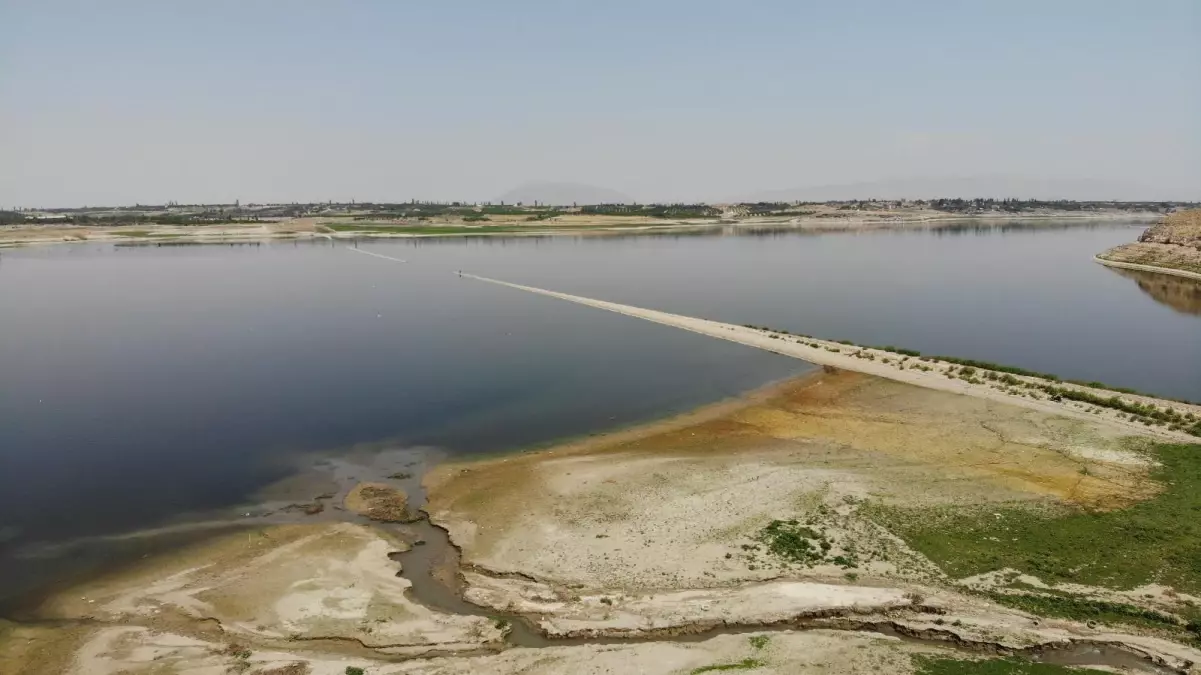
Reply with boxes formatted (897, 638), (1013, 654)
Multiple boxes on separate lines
(1093, 209), (1201, 282)
(1095, 255), (1201, 282)
(0, 211), (1158, 249)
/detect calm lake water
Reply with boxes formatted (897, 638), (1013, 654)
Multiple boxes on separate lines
(1, 220), (1199, 607)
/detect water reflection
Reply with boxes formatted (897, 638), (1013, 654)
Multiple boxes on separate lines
(388, 219), (1138, 248)
(1106, 266), (1201, 316)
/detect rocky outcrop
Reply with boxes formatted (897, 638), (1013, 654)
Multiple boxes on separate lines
(345, 482), (416, 522)
(1139, 209), (1201, 248)
(1098, 209), (1201, 279)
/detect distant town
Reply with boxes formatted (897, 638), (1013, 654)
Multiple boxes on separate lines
(2, 198), (1195, 228)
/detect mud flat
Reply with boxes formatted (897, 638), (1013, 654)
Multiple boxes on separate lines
(33, 523), (503, 650)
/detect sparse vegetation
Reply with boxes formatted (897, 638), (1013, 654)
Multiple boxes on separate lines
(739, 323), (1200, 432)
(911, 654), (1111, 674)
(756, 519), (833, 565)
(224, 644), (252, 660)
(690, 658), (767, 673)
(323, 223), (529, 235)
(748, 634), (771, 650)
(984, 592), (1182, 633)
(580, 203), (721, 219)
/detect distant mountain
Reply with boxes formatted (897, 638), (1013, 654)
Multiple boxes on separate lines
(738, 176), (1166, 202)
(496, 182), (633, 206)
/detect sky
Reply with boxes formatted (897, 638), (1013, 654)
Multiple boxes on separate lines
(2, 0), (1199, 207)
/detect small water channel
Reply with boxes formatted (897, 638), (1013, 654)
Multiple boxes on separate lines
(387, 474), (1180, 673)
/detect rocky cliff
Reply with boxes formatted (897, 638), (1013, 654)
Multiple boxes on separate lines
(1138, 208), (1201, 248)
(1098, 208), (1201, 278)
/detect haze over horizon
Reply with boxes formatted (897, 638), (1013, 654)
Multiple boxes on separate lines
(3, 1), (1199, 207)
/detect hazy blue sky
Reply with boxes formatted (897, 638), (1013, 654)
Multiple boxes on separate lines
(3, 1), (1199, 206)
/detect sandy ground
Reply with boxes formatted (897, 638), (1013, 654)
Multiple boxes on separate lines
(36, 523), (503, 656)
(21, 626), (969, 675)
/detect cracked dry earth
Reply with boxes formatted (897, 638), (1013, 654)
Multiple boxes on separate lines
(4, 370), (1199, 674)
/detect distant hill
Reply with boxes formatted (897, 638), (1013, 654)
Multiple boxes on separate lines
(496, 182), (632, 206)
(738, 176), (1166, 202)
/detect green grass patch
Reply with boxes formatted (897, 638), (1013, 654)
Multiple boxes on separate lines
(690, 658), (767, 673)
(867, 442), (1201, 592)
(872, 345), (923, 357)
(923, 355), (1061, 381)
(985, 592), (1180, 631)
(912, 654), (1110, 674)
(756, 519), (834, 565)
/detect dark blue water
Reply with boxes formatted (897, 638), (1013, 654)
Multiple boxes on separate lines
(1, 221), (1198, 606)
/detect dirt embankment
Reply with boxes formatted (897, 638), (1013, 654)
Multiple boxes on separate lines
(1098, 209), (1201, 279)
(463, 272), (1201, 442)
